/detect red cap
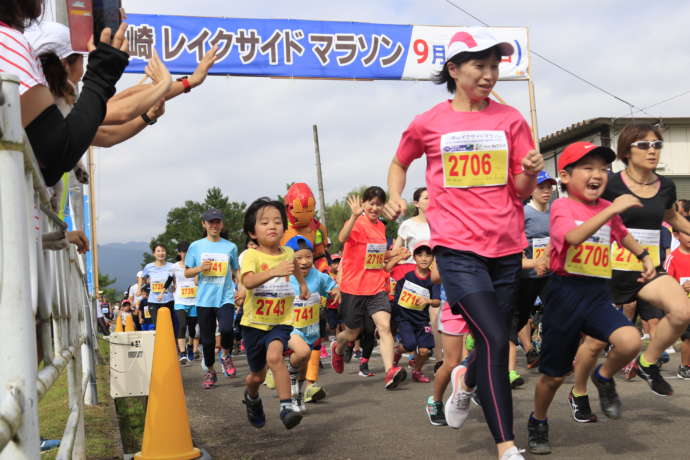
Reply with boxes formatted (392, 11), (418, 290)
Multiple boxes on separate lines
(557, 142), (615, 171)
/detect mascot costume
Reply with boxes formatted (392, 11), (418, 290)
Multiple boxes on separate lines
(281, 183), (331, 396)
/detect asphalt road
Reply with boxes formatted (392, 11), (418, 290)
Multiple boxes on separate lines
(180, 349), (690, 460)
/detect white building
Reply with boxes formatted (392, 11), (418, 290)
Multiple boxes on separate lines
(540, 117), (690, 198)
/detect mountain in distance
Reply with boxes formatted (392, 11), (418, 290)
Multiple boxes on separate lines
(98, 241), (149, 294)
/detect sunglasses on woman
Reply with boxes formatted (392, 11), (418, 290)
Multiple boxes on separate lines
(630, 140), (663, 150)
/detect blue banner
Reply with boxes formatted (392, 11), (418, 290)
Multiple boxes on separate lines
(124, 14), (413, 79)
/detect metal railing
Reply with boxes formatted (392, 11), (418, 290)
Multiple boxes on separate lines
(0, 75), (99, 459)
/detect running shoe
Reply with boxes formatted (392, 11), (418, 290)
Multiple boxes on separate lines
(280, 407), (303, 430)
(567, 389), (597, 423)
(331, 341), (344, 373)
(359, 359), (375, 377)
(412, 370), (430, 383)
(636, 356), (673, 396)
(527, 415), (551, 455)
(445, 365), (473, 429)
(426, 396), (447, 426)
(526, 348), (540, 369)
(187, 345), (195, 362)
(384, 366), (407, 390)
(179, 352), (189, 365)
(622, 359), (637, 380)
(304, 383), (326, 403)
(221, 354), (237, 377)
(40, 439), (60, 452)
(243, 392), (266, 428)
(343, 342), (354, 363)
(677, 365), (690, 380)
(433, 360), (444, 374)
(320, 346), (329, 359)
(500, 446), (526, 460)
(659, 351), (670, 365)
(264, 369), (276, 389)
(202, 371), (217, 390)
(591, 366), (622, 419)
(509, 370), (525, 389)
(292, 393), (306, 413)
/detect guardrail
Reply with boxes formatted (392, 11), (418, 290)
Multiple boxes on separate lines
(0, 75), (99, 459)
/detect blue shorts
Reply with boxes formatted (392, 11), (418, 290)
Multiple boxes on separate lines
(174, 304), (197, 317)
(539, 274), (632, 377)
(291, 323), (320, 348)
(397, 318), (434, 351)
(242, 325), (292, 372)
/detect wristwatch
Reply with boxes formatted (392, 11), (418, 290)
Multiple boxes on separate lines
(636, 248), (650, 261)
(141, 113), (157, 125)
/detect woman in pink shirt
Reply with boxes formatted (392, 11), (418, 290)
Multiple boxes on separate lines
(385, 29), (543, 460)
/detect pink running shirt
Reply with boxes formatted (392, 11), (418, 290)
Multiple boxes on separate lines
(395, 99), (534, 258)
(549, 197), (628, 276)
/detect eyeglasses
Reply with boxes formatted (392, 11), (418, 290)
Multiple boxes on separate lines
(630, 140), (663, 150)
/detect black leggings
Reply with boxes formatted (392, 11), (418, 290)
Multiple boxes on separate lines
(510, 277), (549, 344)
(197, 304), (235, 369)
(435, 248), (520, 444)
(174, 309), (198, 340)
(148, 301), (177, 333)
(360, 316), (377, 360)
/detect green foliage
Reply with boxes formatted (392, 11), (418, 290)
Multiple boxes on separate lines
(143, 187), (246, 266)
(98, 273), (119, 303)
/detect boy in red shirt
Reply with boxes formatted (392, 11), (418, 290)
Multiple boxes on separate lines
(528, 142), (655, 455)
(331, 186), (407, 390)
(664, 217), (690, 379)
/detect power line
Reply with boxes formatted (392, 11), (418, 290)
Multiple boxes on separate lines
(442, 0), (654, 116)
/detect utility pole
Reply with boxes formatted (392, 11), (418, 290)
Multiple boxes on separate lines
(312, 125), (328, 229)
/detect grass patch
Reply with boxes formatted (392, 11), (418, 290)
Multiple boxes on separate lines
(38, 337), (122, 459)
(115, 396), (147, 454)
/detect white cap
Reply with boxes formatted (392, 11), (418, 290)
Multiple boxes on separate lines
(136, 271), (144, 278)
(446, 28), (514, 63)
(24, 21), (79, 59)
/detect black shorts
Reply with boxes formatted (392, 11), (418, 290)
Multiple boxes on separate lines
(539, 275), (632, 377)
(397, 318), (434, 351)
(340, 291), (390, 330)
(325, 308), (340, 330)
(609, 267), (668, 305)
(637, 298), (665, 321)
(242, 325), (292, 372)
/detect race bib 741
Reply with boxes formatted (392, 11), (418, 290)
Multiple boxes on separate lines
(201, 253), (229, 277)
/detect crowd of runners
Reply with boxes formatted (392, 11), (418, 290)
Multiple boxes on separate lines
(4, 2), (689, 456)
(101, 30), (690, 460)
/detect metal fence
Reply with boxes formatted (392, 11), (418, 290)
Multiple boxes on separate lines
(0, 75), (99, 459)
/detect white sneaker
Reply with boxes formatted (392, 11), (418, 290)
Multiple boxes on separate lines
(292, 394), (306, 413)
(665, 346), (676, 354)
(444, 365), (473, 429)
(500, 446), (525, 460)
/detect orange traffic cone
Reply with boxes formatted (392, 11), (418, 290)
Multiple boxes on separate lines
(124, 313), (136, 332)
(134, 307), (201, 460)
(115, 312), (124, 332)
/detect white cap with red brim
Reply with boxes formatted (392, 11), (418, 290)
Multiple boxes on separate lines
(446, 28), (514, 63)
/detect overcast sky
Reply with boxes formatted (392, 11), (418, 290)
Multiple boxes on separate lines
(95, 0), (690, 244)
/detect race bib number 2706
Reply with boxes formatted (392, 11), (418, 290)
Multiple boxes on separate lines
(440, 130), (509, 188)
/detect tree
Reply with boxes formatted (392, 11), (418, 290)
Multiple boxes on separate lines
(98, 273), (119, 303)
(143, 187), (246, 266)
